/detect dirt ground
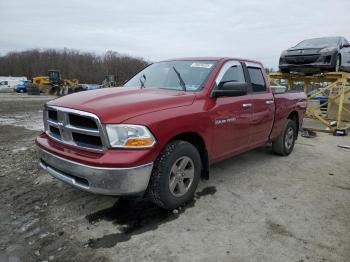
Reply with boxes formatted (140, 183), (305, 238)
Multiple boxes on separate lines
(0, 93), (349, 262)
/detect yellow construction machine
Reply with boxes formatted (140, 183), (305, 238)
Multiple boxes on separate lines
(32, 70), (79, 95)
(102, 75), (117, 87)
(32, 76), (50, 92)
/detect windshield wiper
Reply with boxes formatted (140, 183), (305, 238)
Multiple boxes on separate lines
(172, 66), (186, 91)
(139, 74), (146, 89)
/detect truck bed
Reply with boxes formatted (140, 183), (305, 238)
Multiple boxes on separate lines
(270, 91), (307, 141)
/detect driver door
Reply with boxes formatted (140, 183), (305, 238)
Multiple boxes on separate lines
(211, 61), (252, 160)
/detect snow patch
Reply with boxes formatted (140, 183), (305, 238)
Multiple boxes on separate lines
(0, 111), (43, 131)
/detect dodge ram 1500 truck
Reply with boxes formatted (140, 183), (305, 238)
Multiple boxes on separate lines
(36, 57), (307, 209)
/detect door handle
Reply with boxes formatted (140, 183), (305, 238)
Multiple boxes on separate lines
(242, 103), (252, 109)
(266, 100), (274, 105)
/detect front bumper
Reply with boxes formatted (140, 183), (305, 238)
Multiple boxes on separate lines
(279, 52), (337, 73)
(279, 63), (334, 73)
(37, 146), (153, 195)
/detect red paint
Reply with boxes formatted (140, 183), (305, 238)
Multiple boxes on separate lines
(36, 57), (306, 168)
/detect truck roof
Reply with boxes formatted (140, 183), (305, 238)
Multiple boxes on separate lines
(161, 57), (263, 65)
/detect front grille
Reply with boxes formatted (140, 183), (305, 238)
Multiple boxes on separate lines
(45, 106), (107, 151)
(68, 114), (98, 129)
(285, 55), (320, 64)
(48, 109), (58, 121)
(49, 126), (61, 138)
(72, 132), (102, 148)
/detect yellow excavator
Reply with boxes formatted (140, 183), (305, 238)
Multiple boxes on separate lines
(32, 70), (79, 95)
(32, 76), (50, 91)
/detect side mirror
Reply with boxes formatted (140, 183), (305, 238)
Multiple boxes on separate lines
(341, 43), (350, 49)
(212, 82), (248, 98)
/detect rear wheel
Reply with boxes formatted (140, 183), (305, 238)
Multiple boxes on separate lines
(147, 140), (201, 210)
(272, 119), (297, 156)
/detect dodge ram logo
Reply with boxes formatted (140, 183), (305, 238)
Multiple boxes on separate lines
(57, 121), (65, 135)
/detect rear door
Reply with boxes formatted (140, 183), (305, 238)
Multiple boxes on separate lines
(245, 62), (275, 146)
(211, 60), (253, 159)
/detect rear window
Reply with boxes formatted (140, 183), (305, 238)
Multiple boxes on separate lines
(248, 67), (266, 92)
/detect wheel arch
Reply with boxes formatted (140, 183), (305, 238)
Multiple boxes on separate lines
(168, 132), (209, 180)
(288, 111), (299, 135)
(334, 53), (342, 70)
(337, 53), (342, 64)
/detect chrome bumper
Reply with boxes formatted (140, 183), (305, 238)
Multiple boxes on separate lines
(37, 147), (153, 195)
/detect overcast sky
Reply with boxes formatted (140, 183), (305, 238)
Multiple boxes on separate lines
(1, 0), (349, 69)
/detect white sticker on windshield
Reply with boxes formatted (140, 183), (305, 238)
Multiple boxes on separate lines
(191, 63), (213, 69)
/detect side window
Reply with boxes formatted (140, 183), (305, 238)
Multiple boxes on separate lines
(248, 67), (266, 92)
(221, 66), (245, 83)
(215, 61), (245, 89)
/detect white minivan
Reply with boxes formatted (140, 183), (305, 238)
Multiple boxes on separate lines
(0, 77), (27, 91)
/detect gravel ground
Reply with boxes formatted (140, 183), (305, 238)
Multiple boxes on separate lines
(0, 93), (349, 262)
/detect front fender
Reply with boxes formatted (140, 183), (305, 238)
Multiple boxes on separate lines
(122, 104), (212, 158)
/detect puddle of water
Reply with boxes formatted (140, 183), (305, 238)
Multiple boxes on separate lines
(0, 111), (43, 131)
(86, 186), (216, 249)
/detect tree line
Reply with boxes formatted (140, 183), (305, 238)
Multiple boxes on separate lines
(0, 49), (149, 85)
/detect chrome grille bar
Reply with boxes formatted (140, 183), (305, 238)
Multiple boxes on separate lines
(45, 106), (108, 151)
(65, 125), (100, 136)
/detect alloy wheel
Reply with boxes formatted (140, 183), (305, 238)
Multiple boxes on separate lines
(285, 127), (294, 150)
(169, 156), (194, 197)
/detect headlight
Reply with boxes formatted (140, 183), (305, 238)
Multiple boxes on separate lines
(105, 124), (156, 148)
(320, 47), (337, 53)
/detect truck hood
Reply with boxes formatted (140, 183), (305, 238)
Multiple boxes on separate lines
(48, 87), (196, 123)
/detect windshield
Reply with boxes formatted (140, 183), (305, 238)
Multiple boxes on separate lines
(124, 60), (217, 91)
(294, 37), (340, 48)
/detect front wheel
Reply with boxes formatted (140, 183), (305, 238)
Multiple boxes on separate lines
(147, 140), (201, 210)
(272, 119), (297, 156)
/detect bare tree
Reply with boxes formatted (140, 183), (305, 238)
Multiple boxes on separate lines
(0, 49), (149, 84)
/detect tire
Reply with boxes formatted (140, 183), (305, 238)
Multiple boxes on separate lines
(27, 84), (40, 95)
(147, 140), (201, 210)
(272, 119), (297, 156)
(335, 55), (341, 72)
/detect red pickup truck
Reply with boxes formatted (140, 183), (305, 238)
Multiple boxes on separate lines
(36, 57), (307, 209)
